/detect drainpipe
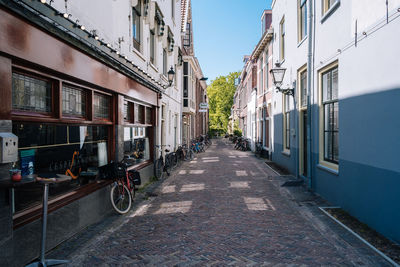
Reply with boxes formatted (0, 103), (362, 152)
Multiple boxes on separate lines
(306, 0), (313, 189)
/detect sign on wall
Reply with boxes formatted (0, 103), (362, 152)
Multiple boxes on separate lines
(199, 103), (208, 109)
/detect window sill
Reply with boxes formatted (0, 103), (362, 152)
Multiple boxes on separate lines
(321, 1), (340, 23)
(124, 122), (153, 127)
(317, 163), (339, 176)
(132, 48), (146, 62)
(127, 160), (152, 171)
(297, 36), (308, 47)
(282, 150), (290, 157)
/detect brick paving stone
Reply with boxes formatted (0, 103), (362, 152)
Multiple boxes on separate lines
(48, 139), (390, 266)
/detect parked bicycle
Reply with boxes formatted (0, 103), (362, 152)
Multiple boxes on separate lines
(153, 145), (173, 180)
(234, 137), (251, 151)
(165, 149), (178, 170)
(176, 144), (186, 162)
(191, 136), (207, 153)
(98, 160), (141, 214)
(203, 135), (212, 147)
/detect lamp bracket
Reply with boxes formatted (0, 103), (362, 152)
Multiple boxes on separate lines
(276, 87), (294, 96)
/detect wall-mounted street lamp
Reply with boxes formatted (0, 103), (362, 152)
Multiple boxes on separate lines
(167, 66), (175, 86)
(270, 62), (294, 96)
(200, 77), (208, 81)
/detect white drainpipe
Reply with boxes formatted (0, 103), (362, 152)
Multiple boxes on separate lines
(306, 0), (314, 189)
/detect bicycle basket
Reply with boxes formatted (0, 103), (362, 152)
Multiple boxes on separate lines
(98, 162), (126, 180)
(98, 162), (116, 180)
(115, 163), (127, 178)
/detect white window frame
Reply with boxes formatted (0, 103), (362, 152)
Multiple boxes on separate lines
(318, 61), (339, 172)
(321, 0), (340, 22)
(280, 17), (285, 62)
(298, 0), (307, 42)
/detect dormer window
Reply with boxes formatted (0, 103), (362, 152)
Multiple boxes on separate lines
(183, 23), (191, 47)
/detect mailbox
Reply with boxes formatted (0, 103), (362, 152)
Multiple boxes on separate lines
(0, 133), (18, 163)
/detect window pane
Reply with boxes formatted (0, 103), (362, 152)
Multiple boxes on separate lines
(137, 104), (144, 124)
(183, 77), (188, 97)
(12, 73), (52, 113)
(145, 107), (152, 124)
(324, 104), (332, 132)
(332, 67), (338, 100)
(124, 126), (150, 165)
(333, 101), (339, 131)
(286, 112), (290, 129)
(150, 31), (155, 63)
(322, 71), (332, 102)
(132, 6), (141, 50)
(301, 71), (307, 107)
(12, 123), (109, 212)
(13, 123), (67, 148)
(125, 102), (134, 122)
(132, 11), (138, 39)
(183, 23), (191, 46)
(62, 85), (86, 117)
(324, 131), (332, 160)
(163, 49), (167, 75)
(94, 93), (110, 119)
(183, 62), (188, 75)
(333, 131), (339, 162)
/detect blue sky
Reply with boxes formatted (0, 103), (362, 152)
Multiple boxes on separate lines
(191, 0), (272, 83)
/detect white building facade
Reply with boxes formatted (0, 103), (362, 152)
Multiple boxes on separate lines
(51, 0), (183, 153)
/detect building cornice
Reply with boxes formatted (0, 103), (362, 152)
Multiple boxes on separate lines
(251, 28), (274, 60)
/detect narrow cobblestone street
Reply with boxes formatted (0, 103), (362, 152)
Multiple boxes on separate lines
(49, 139), (388, 266)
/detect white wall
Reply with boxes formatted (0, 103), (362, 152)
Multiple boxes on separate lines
(52, 0), (183, 151)
(271, 0), (308, 152)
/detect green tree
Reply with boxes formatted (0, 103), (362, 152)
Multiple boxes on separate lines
(207, 72), (240, 134)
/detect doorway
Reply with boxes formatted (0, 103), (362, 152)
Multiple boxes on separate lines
(300, 111), (308, 177)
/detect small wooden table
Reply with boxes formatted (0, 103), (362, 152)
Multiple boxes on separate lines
(25, 174), (71, 267)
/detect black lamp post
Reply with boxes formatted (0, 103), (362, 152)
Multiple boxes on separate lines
(270, 63), (294, 96)
(167, 66), (175, 86)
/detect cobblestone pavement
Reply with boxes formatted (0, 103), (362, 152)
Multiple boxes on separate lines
(49, 139), (389, 266)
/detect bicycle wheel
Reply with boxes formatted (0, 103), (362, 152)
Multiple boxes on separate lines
(154, 158), (164, 180)
(177, 149), (184, 162)
(164, 155), (172, 175)
(184, 148), (190, 161)
(188, 149), (195, 160)
(110, 182), (132, 214)
(171, 153), (178, 168)
(128, 172), (137, 196)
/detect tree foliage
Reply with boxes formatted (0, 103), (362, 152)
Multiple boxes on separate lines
(207, 72), (240, 133)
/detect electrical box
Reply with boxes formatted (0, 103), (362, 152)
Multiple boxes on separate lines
(0, 133), (18, 163)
